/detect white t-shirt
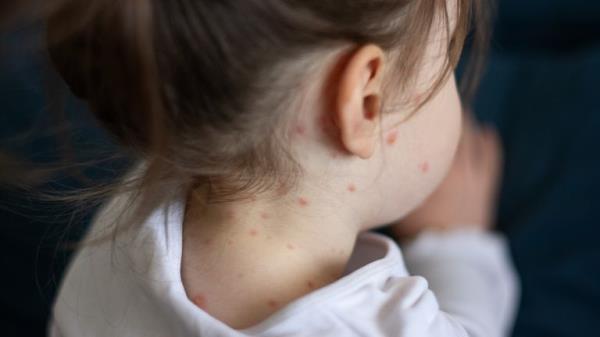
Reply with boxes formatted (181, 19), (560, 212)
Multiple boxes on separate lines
(50, 194), (519, 337)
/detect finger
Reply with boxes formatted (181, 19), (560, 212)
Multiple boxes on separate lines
(458, 110), (479, 166)
(462, 110), (490, 167)
(481, 127), (502, 170)
(453, 126), (469, 164)
(472, 126), (487, 168)
(480, 127), (504, 187)
(462, 108), (478, 135)
(480, 127), (503, 227)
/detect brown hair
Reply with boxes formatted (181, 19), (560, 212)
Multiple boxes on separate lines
(43, 0), (490, 239)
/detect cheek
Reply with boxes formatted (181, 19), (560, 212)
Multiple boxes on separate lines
(411, 81), (462, 204)
(373, 78), (462, 224)
(427, 80), (463, 184)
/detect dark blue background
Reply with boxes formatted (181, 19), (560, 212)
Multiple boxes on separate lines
(1, 0), (599, 336)
(471, 1), (600, 335)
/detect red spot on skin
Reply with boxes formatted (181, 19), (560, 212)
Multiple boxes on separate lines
(294, 124), (306, 136)
(419, 161), (430, 174)
(260, 212), (270, 220)
(203, 239), (213, 245)
(307, 281), (315, 289)
(267, 299), (279, 308)
(386, 129), (399, 145)
(227, 239), (234, 246)
(192, 294), (207, 309)
(347, 184), (357, 192)
(237, 272), (245, 279)
(298, 197), (309, 207)
(365, 110), (376, 120)
(286, 243), (296, 250)
(249, 229), (258, 237)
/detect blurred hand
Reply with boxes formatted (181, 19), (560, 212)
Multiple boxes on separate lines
(391, 113), (504, 241)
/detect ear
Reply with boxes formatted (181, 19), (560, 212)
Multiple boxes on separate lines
(335, 44), (385, 159)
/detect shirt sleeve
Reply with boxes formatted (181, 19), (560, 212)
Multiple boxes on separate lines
(401, 229), (520, 337)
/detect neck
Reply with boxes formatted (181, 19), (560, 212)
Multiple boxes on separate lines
(181, 185), (362, 328)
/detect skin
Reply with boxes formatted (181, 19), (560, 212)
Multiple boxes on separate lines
(181, 10), (502, 330)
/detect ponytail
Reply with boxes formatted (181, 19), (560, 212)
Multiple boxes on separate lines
(47, 0), (168, 153)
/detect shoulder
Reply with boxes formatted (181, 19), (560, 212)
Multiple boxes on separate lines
(51, 193), (184, 336)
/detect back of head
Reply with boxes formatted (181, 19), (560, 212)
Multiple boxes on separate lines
(46, 0), (485, 234)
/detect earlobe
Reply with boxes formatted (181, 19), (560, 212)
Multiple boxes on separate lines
(334, 44), (385, 159)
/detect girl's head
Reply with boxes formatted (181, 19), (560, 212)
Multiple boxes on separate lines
(48, 0), (486, 231)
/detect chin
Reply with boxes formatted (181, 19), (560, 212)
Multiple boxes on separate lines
(364, 200), (419, 231)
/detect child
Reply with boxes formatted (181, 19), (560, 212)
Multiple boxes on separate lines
(48, 0), (518, 336)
